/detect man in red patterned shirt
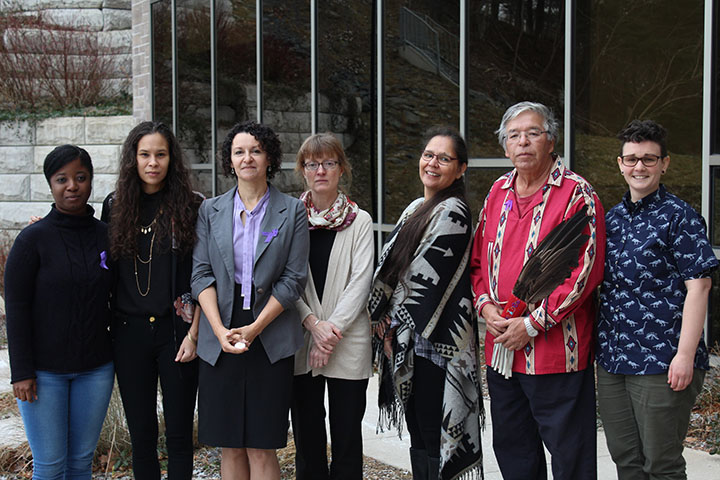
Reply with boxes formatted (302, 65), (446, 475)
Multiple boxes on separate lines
(470, 102), (606, 480)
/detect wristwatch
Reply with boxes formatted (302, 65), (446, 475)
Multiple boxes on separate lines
(524, 317), (539, 337)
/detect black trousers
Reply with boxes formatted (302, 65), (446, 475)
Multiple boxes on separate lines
(113, 314), (198, 480)
(404, 355), (445, 458)
(291, 372), (369, 480)
(486, 366), (597, 480)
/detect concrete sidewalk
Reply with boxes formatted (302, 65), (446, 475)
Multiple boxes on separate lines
(361, 374), (720, 479)
(2, 348), (719, 478)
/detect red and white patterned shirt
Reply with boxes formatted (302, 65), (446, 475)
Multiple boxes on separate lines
(470, 158), (606, 374)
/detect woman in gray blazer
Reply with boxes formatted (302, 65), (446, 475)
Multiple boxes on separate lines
(191, 121), (309, 479)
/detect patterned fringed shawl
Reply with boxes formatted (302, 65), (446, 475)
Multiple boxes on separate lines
(369, 197), (484, 480)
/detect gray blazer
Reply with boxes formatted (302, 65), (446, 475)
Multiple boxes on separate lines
(191, 184), (309, 366)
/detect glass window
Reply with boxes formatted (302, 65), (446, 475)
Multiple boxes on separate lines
(466, 1), (565, 160)
(262, 0), (311, 194)
(465, 167), (509, 220)
(713, 0), (720, 154)
(383, 0), (460, 224)
(151, 0), (171, 126)
(713, 167), (720, 246)
(317, 0), (374, 216)
(709, 267), (720, 351)
(215, 1), (257, 195)
(574, 1), (704, 213)
(176, 1), (213, 197)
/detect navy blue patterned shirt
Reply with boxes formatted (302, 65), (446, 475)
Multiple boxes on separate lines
(597, 185), (718, 375)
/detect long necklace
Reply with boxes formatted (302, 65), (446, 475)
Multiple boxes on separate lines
(134, 230), (155, 296)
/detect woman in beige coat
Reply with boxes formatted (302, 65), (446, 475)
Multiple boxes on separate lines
(291, 133), (374, 480)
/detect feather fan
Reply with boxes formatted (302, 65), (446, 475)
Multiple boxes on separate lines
(492, 205), (591, 377)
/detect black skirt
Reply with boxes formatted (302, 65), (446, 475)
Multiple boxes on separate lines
(198, 286), (294, 449)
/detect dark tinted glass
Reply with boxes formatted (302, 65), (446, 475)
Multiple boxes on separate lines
(383, 0), (460, 223)
(317, 0), (374, 216)
(467, 1), (565, 159)
(151, 0), (171, 126)
(176, 1), (213, 196)
(575, 0), (703, 212)
(215, 1), (257, 194)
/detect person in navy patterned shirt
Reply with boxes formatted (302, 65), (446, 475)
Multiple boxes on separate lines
(597, 119), (718, 480)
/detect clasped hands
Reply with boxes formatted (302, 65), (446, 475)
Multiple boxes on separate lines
(219, 323), (259, 354)
(482, 304), (532, 351)
(306, 314), (343, 368)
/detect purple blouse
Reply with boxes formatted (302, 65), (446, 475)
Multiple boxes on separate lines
(233, 188), (270, 310)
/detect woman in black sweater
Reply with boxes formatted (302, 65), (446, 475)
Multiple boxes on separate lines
(6, 145), (114, 479)
(101, 122), (203, 479)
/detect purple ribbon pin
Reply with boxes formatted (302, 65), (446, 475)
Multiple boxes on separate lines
(262, 228), (278, 243)
(504, 199), (513, 211)
(99, 251), (108, 270)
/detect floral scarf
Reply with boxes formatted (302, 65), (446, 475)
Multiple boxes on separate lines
(300, 190), (358, 231)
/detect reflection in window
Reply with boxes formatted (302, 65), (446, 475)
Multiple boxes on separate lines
(176, 2), (212, 196)
(714, 0), (720, 154)
(318, 1), (374, 216)
(713, 167), (720, 246)
(151, 0), (171, 126)
(262, 0), (310, 195)
(215, 1), (257, 194)
(467, 1), (565, 159)
(575, 1), (703, 212)
(466, 167), (511, 219)
(709, 267), (720, 351)
(383, 0), (460, 224)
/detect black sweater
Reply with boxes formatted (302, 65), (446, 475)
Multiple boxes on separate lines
(5, 206), (113, 383)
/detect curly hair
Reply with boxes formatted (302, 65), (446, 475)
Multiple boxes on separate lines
(617, 119), (668, 157)
(108, 121), (200, 259)
(220, 121), (282, 179)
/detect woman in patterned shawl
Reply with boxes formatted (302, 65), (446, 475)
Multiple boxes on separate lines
(369, 126), (483, 480)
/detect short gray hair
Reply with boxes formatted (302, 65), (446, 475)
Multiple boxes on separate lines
(496, 101), (559, 149)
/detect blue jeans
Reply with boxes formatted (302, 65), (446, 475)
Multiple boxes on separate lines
(17, 362), (114, 480)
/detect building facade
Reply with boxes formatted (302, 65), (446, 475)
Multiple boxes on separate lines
(130, 0), (720, 347)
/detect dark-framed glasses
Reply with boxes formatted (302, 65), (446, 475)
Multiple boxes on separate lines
(421, 151), (457, 166)
(506, 129), (548, 144)
(620, 154), (662, 167)
(304, 160), (339, 171)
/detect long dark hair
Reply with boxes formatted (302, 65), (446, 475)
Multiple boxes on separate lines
(378, 126), (469, 289)
(108, 121), (199, 259)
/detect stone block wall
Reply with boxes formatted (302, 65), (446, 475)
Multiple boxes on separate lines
(0, 115), (135, 233)
(1, 1), (133, 97)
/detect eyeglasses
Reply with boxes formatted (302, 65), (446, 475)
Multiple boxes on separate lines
(304, 160), (339, 171)
(506, 129), (549, 144)
(620, 154), (662, 167)
(421, 151), (457, 166)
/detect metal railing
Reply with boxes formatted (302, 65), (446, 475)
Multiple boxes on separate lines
(399, 7), (459, 85)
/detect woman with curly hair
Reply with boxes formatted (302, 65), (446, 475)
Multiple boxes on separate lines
(192, 120), (309, 479)
(101, 121), (203, 480)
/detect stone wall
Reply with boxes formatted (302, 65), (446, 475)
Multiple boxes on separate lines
(1, 1), (133, 97)
(131, 0), (151, 121)
(0, 115), (135, 233)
